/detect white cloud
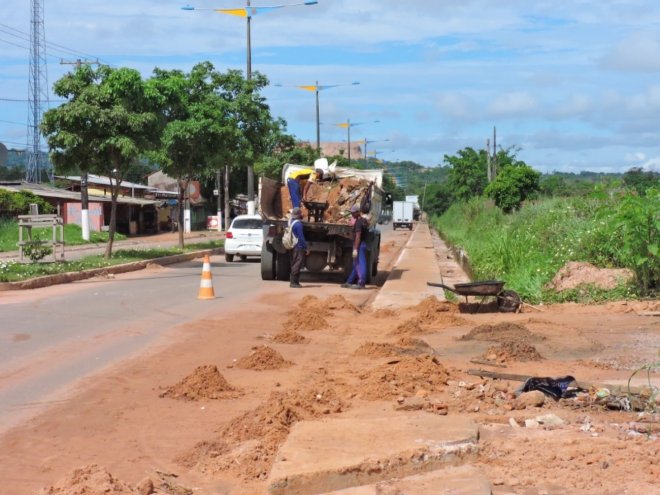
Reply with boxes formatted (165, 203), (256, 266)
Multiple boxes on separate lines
(488, 92), (538, 118)
(601, 33), (660, 72)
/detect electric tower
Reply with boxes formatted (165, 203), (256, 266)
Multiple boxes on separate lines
(26, 0), (49, 183)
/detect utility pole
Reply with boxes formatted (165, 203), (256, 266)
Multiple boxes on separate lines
(60, 58), (100, 241)
(26, 0), (49, 184)
(492, 126), (497, 179)
(486, 138), (492, 183)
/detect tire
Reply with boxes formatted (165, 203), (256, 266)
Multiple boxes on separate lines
(276, 252), (291, 281)
(497, 290), (521, 313)
(260, 243), (276, 280)
(225, 253), (234, 262)
(240, 255), (247, 261)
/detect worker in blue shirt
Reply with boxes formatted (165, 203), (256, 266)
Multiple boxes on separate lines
(289, 207), (309, 288)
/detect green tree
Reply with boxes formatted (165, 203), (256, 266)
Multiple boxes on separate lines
(254, 134), (318, 180)
(424, 182), (454, 216)
(42, 65), (160, 258)
(444, 147), (488, 201)
(623, 167), (660, 196)
(485, 164), (541, 213)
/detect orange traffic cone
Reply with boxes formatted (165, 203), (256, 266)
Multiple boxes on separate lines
(197, 254), (215, 300)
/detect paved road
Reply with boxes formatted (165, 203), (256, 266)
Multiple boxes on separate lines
(0, 225), (406, 434)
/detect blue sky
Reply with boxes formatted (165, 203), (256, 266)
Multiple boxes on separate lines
(2, 0), (660, 173)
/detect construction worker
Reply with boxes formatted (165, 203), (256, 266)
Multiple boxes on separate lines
(342, 204), (368, 289)
(288, 207), (309, 288)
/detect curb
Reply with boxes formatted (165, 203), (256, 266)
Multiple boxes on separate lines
(0, 248), (224, 292)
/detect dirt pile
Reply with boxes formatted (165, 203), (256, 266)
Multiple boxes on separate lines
(388, 318), (426, 336)
(39, 464), (137, 495)
(282, 308), (329, 332)
(373, 308), (399, 319)
(482, 341), (544, 363)
(235, 346), (293, 371)
(549, 261), (633, 292)
(359, 355), (450, 400)
(272, 330), (309, 344)
(160, 365), (240, 401)
(297, 295), (330, 315)
(460, 322), (544, 343)
(325, 294), (360, 312)
(187, 376), (351, 480)
(354, 337), (435, 359)
(412, 295), (459, 314)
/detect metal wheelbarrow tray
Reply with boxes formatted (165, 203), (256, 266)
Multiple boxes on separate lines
(427, 280), (521, 313)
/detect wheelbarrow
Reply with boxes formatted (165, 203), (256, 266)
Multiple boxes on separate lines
(426, 280), (521, 313)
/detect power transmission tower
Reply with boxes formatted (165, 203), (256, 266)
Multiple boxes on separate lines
(26, 0), (49, 183)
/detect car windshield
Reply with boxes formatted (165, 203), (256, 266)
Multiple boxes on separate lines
(231, 219), (263, 230)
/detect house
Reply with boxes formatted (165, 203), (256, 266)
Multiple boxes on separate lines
(146, 171), (208, 231)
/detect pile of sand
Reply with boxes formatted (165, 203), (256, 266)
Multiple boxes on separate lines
(412, 295), (459, 314)
(415, 311), (468, 327)
(549, 261), (633, 292)
(354, 337), (435, 359)
(358, 355), (450, 400)
(373, 308), (399, 319)
(460, 322), (544, 343)
(39, 464), (136, 495)
(160, 365), (241, 401)
(235, 346), (293, 371)
(186, 378), (351, 480)
(388, 318), (426, 336)
(272, 330), (309, 344)
(297, 295), (330, 315)
(282, 309), (329, 332)
(325, 294), (359, 312)
(482, 341), (544, 363)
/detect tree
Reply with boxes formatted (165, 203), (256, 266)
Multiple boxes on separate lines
(254, 133), (318, 180)
(623, 167), (660, 196)
(423, 182), (454, 216)
(444, 147), (488, 202)
(42, 65), (160, 258)
(485, 164), (541, 213)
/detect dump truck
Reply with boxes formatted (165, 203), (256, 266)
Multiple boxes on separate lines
(259, 162), (385, 283)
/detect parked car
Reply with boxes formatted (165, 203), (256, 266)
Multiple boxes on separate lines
(224, 214), (264, 262)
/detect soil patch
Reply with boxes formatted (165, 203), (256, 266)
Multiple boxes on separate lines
(481, 341), (544, 363)
(354, 337), (435, 359)
(325, 294), (360, 312)
(235, 346), (293, 371)
(460, 322), (544, 343)
(412, 295), (459, 314)
(272, 330), (310, 344)
(388, 318), (426, 336)
(416, 311), (469, 327)
(282, 308), (329, 332)
(373, 308), (399, 319)
(39, 464), (137, 495)
(549, 261), (633, 292)
(185, 375), (351, 480)
(159, 365), (241, 401)
(358, 355), (451, 400)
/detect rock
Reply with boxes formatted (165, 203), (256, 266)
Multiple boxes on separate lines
(136, 478), (155, 495)
(515, 390), (546, 409)
(394, 397), (426, 411)
(535, 413), (565, 426)
(509, 417), (520, 428)
(494, 382), (509, 392)
(525, 419), (540, 428)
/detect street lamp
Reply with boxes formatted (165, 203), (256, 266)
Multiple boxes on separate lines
(182, 0), (319, 213)
(360, 137), (389, 168)
(334, 119), (380, 164)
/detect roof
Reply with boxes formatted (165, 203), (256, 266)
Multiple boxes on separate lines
(56, 174), (152, 190)
(0, 181), (159, 206)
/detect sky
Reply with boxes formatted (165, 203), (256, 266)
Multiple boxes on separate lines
(2, 0), (660, 174)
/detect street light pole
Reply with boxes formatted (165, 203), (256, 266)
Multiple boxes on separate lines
(362, 137), (390, 168)
(334, 119), (380, 165)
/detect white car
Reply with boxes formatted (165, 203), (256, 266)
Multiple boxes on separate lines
(224, 214), (264, 262)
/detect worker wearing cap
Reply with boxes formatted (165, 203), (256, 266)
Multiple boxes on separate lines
(289, 207), (309, 288)
(342, 204), (368, 289)
(287, 168), (313, 208)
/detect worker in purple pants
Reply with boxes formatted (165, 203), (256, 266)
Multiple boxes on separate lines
(342, 204), (368, 289)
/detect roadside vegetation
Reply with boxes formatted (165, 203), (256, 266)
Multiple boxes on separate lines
(429, 151), (659, 303)
(0, 241), (222, 283)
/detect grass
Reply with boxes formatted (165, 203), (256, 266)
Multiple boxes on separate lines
(0, 240), (223, 283)
(433, 194), (657, 303)
(0, 219), (126, 252)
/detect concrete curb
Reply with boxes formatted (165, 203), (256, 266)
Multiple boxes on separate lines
(0, 247), (223, 292)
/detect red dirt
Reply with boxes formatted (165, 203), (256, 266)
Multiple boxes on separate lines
(282, 308), (330, 331)
(481, 341), (544, 363)
(549, 261), (634, 292)
(460, 322), (545, 343)
(159, 364), (241, 401)
(234, 345), (293, 371)
(272, 330), (310, 344)
(38, 464), (137, 495)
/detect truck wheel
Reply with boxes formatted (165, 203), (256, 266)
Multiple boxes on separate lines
(225, 253), (234, 262)
(276, 252), (291, 281)
(260, 243), (276, 280)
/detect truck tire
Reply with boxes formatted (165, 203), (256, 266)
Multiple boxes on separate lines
(225, 253), (234, 262)
(260, 243), (276, 280)
(276, 252), (291, 281)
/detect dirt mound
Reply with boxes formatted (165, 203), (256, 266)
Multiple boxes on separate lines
(415, 311), (468, 327)
(373, 308), (399, 319)
(235, 346), (293, 371)
(39, 464), (136, 495)
(482, 341), (544, 363)
(388, 318), (426, 336)
(325, 294), (359, 312)
(272, 330), (309, 344)
(297, 295), (328, 313)
(460, 322), (544, 343)
(412, 295), (459, 314)
(188, 376), (351, 480)
(160, 365), (240, 401)
(549, 261), (633, 292)
(354, 338), (435, 359)
(282, 309), (329, 332)
(359, 355), (450, 400)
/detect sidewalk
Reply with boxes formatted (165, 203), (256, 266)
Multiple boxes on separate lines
(372, 222), (465, 308)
